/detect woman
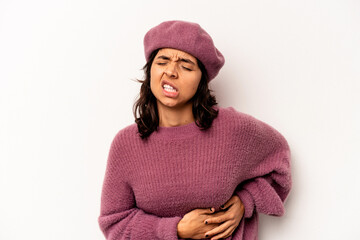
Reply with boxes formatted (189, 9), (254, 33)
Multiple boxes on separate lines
(98, 20), (292, 240)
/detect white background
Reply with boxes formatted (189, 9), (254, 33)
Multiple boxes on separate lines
(1, 0), (359, 239)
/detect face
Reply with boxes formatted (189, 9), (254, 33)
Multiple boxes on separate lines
(150, 48), (202, 110)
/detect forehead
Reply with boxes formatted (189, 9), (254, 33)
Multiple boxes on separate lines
(156, 48), (197, 62)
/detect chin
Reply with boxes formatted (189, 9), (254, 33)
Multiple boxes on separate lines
(158, 99), (183, 109)
(162, 102), (179, 108)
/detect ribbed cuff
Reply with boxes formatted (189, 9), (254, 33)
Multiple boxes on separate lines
(156, 216), (183, 239)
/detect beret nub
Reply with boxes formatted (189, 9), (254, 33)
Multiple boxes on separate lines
(143, 20), (225, 81)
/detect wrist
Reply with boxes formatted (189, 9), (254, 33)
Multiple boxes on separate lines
(177, 220), (189, 239)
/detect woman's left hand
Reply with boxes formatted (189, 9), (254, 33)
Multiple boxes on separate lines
(203, 195), (245, 240)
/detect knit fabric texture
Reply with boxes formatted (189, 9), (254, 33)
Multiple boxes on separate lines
(98, 107), (292, 240)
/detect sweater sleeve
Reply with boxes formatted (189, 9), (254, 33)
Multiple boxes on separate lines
(234, 116), (292, 219)
(98, 131), (182, 239)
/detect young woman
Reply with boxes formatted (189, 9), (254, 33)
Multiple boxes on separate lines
(98, 20), (292, 240)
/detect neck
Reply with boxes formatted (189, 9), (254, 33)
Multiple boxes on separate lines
(157, 102), (195, 127)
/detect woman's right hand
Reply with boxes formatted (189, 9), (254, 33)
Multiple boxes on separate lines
(177, 207), (220, 239)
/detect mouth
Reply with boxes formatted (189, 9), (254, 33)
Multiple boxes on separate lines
(161, 80), (179, 98)
(161, 80), (178, 93)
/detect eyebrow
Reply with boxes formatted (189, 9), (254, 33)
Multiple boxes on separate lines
(156, 55), (196, 65)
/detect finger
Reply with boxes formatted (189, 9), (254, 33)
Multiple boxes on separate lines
(210, 226), (235, 240)
(204, 211), (236, 225)
(204, 220), (233, 239)
(199, 207), (215, 215)
(220, 195), (237, 210)
(229, 197), (245, 219)
(205, 216), (224, 225)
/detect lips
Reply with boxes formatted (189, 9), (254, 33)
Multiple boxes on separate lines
(161, 80), (178, 92)
(161, 80), (179, 98)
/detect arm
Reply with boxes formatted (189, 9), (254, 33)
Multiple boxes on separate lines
(235, 118), (292, 219)
(98, 132), (182, 240)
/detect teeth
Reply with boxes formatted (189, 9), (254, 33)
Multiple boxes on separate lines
(163, 84), (177, 92)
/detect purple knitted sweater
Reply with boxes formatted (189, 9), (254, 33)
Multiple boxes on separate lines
(98, 107), (292, 240)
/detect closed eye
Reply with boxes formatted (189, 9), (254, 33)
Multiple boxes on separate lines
(182, 66), (192, 71)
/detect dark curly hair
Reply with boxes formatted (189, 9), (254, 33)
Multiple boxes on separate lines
(133, 49), (219, 139)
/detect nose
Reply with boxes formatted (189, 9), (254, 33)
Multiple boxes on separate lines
(164, 62), (178, 78)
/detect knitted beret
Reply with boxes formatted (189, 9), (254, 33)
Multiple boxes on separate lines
(143, 20), (225, 81)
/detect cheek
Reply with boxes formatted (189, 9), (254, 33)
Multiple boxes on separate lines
(151, 66), (163, 78)
(186, 77), (201, 97)
(150, 68), (160, 89)
(149, 78), (158, 98)
(191, 74), (202, 92)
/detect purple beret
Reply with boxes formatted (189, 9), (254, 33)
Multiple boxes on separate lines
(143, 20), (225, 81)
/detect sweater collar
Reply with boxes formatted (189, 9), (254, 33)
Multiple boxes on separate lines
(151, 121), (201, 140)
